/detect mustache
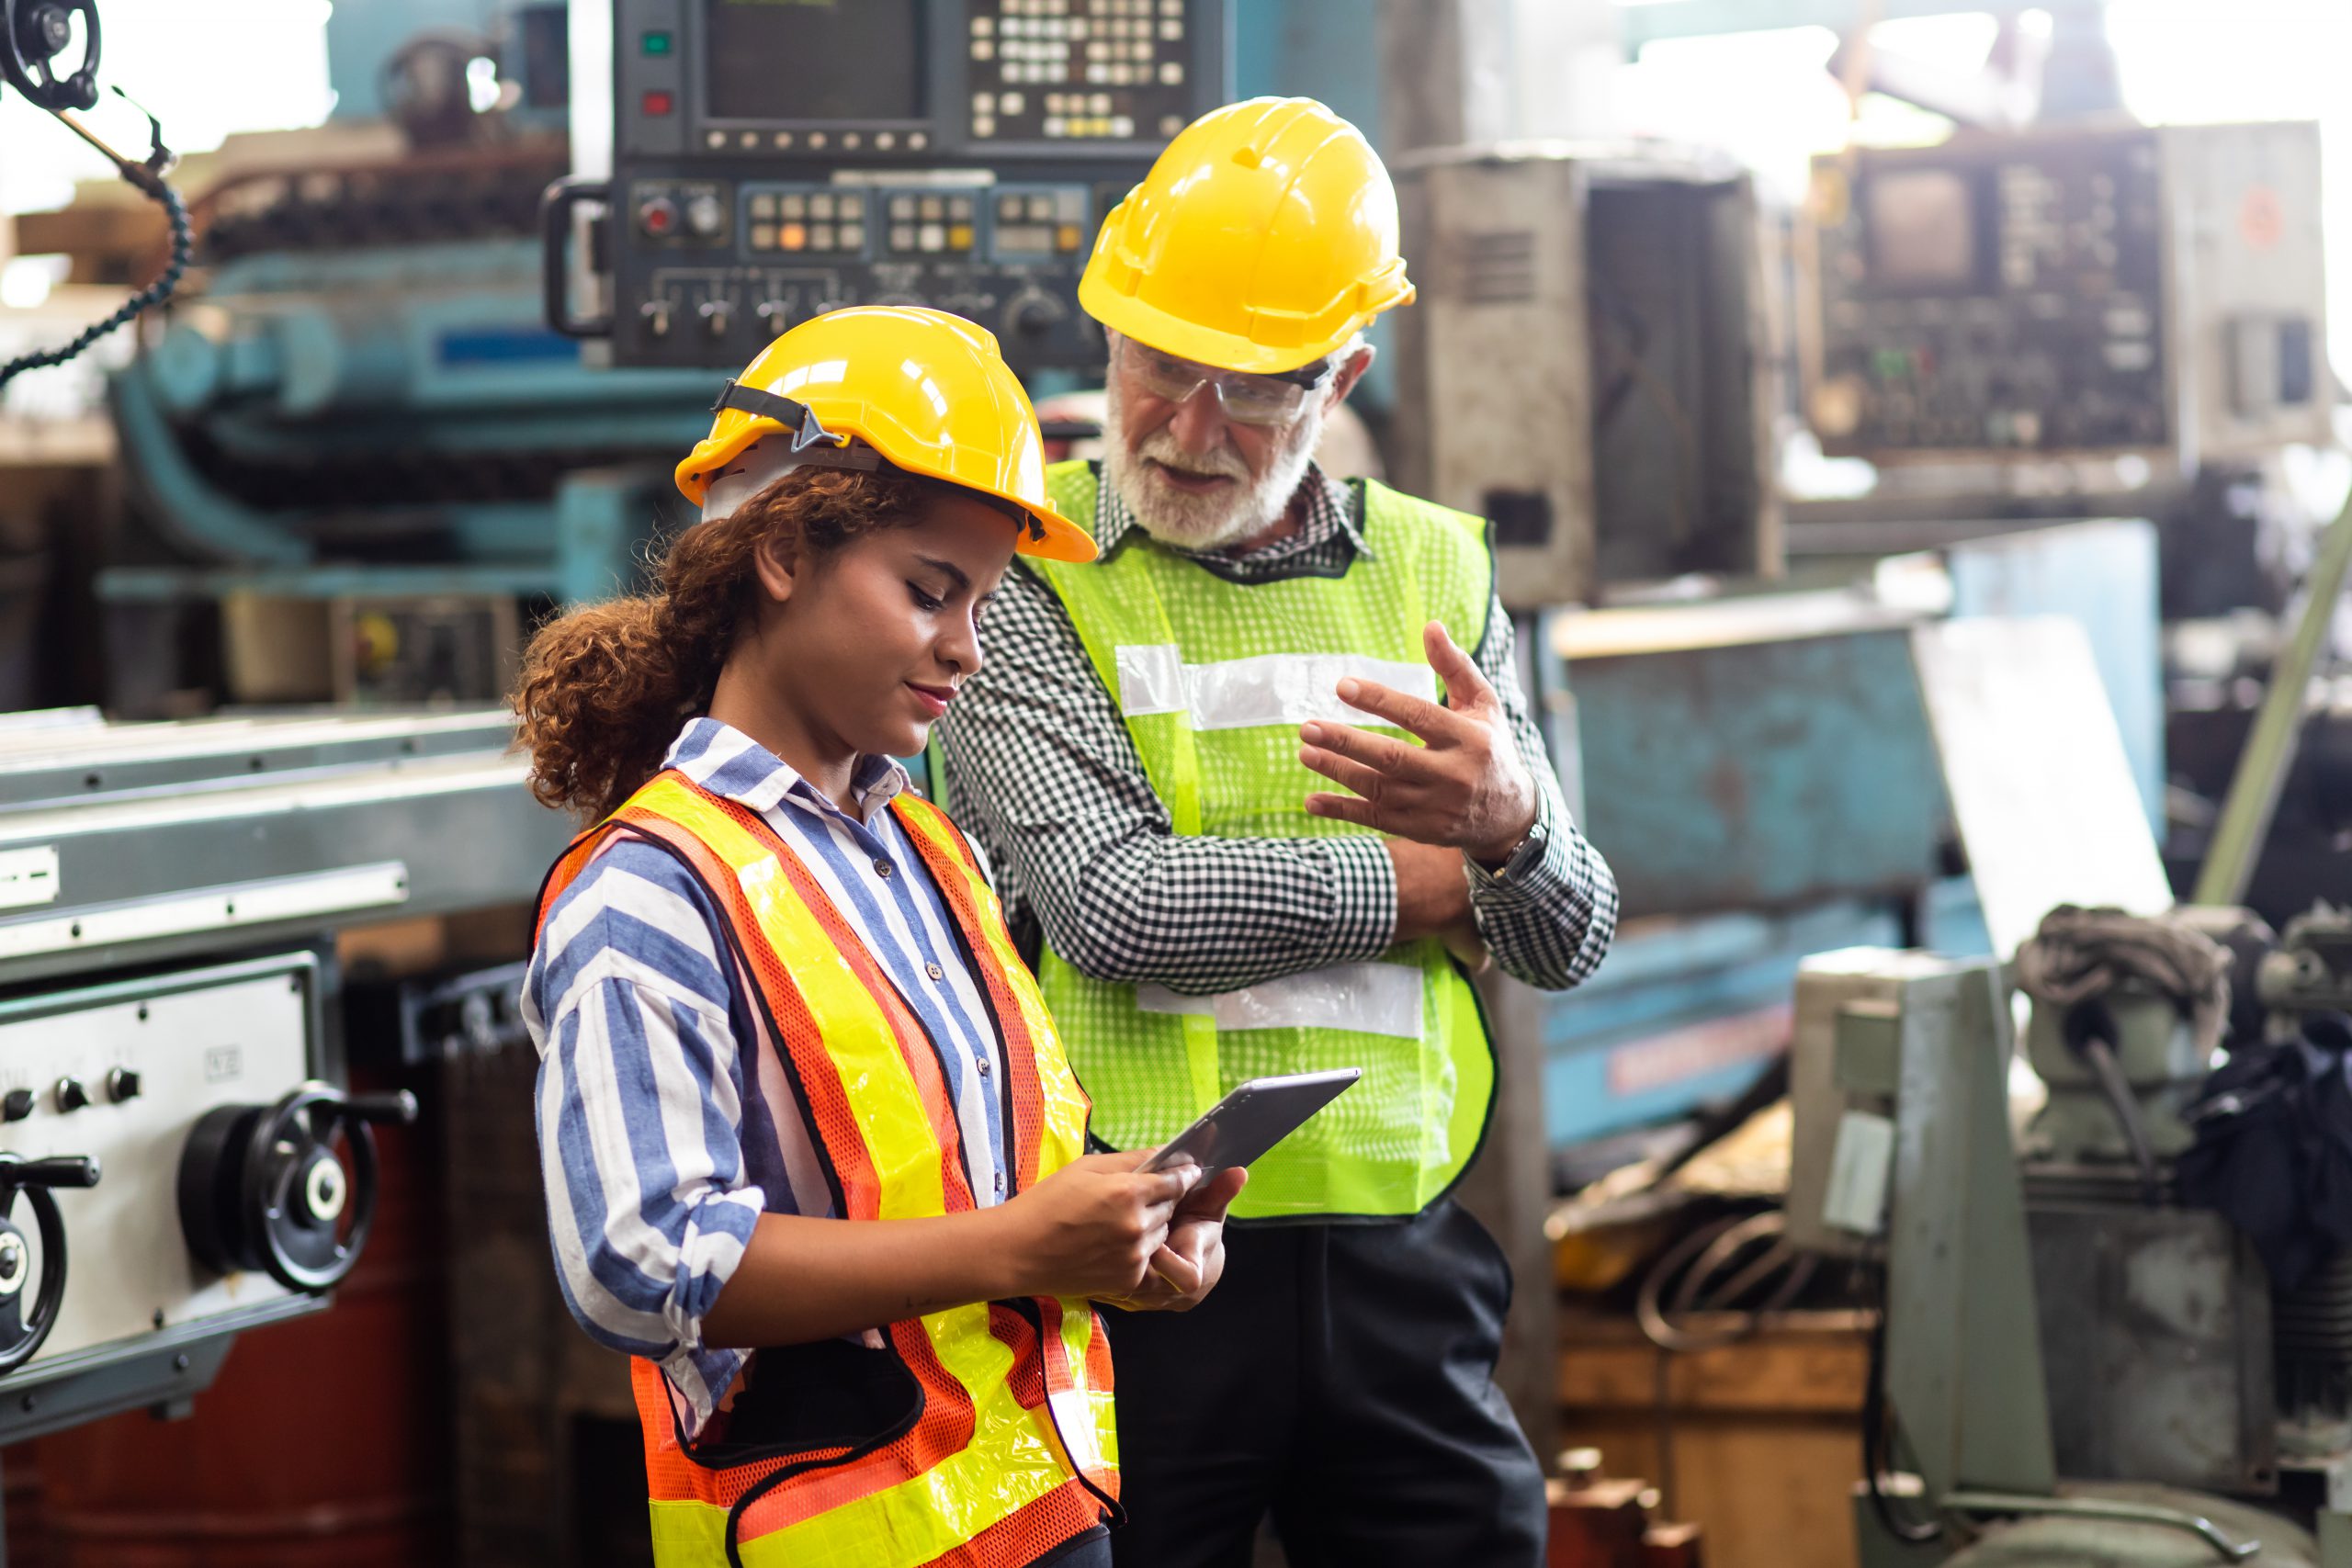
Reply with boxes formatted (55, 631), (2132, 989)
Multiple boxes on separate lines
(1134, 431), (1249, 481)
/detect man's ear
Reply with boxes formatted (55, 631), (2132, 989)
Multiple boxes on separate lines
(1329, 339), (1377, 408)
(750, 528), (800, 606)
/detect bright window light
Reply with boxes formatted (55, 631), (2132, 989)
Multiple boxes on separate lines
(0, 256), (68, 310)
(0, 0), (333, 218)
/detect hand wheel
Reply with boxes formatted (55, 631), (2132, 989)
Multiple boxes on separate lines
(0, 1154), (100, 1375)
(178, 1083), (417, 1294)
(1, 0), (101, 113)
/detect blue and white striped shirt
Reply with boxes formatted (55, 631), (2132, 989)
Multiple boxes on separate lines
(524, 718), (1014, 1433)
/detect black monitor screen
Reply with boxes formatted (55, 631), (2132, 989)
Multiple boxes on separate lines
(1865, 168), (1977, 288)
(705, 0), (925, 122)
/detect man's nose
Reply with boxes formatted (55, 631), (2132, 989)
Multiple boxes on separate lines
(1165, 382), (1230, 457)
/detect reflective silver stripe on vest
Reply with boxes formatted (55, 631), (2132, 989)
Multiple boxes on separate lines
(1113, 646), (1438, 730)
(1135, 962), (1425, 1040)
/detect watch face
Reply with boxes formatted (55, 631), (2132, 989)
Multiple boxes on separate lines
(1486, 818), (1544, 878)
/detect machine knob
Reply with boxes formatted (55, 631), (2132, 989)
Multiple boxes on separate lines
(106, 1067), (141, 1104)
(0, 1152), (100, 1376)
(1004, 288), (1064, 340)
(24, 4), (73, 58)
(640, 299), (673, 339)
(698, 299), (731, 338)
(636, 194), (678, 238)
(177, 1082), (418, 1294)
(51, 1078), (85, 1114)
(684, 192), (725, 237)
(0, 0), (101, 114)
(1, 1091), (30, 1123)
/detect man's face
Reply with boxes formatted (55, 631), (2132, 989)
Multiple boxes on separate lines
(1102, 334), (1351, 553)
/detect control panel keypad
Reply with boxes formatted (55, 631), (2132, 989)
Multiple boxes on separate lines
(733, 182), (1089, 263)
(971, 0), (1193, 140)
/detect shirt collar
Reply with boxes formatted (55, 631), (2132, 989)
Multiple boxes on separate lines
(1091, 460), (1377, 566)
(662, 717), (908, 821)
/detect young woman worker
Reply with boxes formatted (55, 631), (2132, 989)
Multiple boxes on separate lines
(515, 306), (1245, 1568)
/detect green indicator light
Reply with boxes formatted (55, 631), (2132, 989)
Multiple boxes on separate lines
(643, 30), (673, 55)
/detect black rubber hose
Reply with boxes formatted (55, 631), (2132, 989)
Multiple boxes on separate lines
(0, 174), (191, 389)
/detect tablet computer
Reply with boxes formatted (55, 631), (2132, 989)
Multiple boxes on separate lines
(1137, 1068), (1363, 1177)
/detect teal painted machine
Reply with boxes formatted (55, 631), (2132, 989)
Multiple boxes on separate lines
(103, 168), (714, 615)
(111, 234), (710, 605)
(94, 5), (717, 709)
(1526, 516), (2165, 1154)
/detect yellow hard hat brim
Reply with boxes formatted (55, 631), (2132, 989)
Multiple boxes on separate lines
(1081, 268), (1412, 377)
(673, 441), (1095, 564)
(884, 452), (1098, 563)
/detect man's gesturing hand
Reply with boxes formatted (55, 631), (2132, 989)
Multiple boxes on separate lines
(1298, 622), (1538, 867)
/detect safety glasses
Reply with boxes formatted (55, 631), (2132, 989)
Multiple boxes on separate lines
(1116, 337), (1337, 427)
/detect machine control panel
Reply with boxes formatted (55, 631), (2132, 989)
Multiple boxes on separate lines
(553, 0), (1232, 368)
(0, 956), (320, 1377)
(1800, 122), (2330, 463)
(1804, 130), (2174, 456)
(0, 949), (412, 1397)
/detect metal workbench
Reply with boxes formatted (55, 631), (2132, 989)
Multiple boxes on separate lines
(0, 707), (572, 988)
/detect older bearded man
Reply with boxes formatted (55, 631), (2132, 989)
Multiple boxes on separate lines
(934, 98), (1617, 1568)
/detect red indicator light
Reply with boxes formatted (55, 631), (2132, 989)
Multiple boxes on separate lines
(642, 90), (674, 117)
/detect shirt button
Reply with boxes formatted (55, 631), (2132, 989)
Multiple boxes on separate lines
(925, 962), (945, 982)
(976, 1055), (991, 1077)
(993, 1172), (1006, 1195)
(873, 859), (893, 878)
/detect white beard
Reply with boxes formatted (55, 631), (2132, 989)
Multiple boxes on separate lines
(1102, 371), (1326, 553)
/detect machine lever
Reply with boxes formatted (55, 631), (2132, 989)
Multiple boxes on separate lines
(2, 1155), (100, 1190)
(0, 1149), (91, 1373)
(1941, 1491), (2257, 1562)
(345, 1090), (419, 1126)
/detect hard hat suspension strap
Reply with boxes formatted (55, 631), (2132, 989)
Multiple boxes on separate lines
(712, 380), (862, 457)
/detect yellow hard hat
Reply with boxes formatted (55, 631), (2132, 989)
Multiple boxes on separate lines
(674, 306), (1094, 563)
(1079, 97), (1415, 376)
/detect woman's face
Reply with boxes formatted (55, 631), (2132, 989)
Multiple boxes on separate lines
(752, 487), (1021, 763)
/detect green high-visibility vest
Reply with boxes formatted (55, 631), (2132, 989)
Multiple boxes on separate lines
(1029, 460), (1497, 1220)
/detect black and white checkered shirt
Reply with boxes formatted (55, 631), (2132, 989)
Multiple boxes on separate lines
(935, 462), (1617, 997)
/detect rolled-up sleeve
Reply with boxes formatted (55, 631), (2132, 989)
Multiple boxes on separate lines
(1464, 597), (1620, 991)
(526, 853), (764, 1425)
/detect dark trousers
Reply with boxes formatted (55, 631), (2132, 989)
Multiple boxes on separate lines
(1036, 1527), (1114, 1567)
(1102, 1199), (1545, 1568)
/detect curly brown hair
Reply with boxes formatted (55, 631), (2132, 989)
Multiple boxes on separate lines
(513, 466), (939, 823)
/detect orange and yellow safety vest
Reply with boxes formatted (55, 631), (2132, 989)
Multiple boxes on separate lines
(537, 770), (1119, 1567)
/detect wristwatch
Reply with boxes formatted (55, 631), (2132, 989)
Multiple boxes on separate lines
(1471, 808), (1548, 882)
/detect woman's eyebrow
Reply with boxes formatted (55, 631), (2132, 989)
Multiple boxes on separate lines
(912, 555), (973, 592)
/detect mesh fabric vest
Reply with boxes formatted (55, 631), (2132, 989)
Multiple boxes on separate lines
(537, 773), (1118, 1566)
(1029, 459), (1497, 1221)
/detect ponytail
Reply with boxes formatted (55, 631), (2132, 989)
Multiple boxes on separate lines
(513, 465), (934, 822)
